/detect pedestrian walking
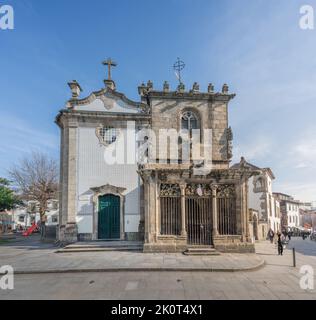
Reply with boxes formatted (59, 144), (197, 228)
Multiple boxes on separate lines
(268, 229), (274, 244)
(277, 234), (283, 256)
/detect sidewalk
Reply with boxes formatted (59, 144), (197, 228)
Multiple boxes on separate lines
(0, 235), (264, 274)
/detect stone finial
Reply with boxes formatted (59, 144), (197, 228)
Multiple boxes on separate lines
(222, 83), (229, 94)
(163, 81), (169, 92)
(192, 82), (199, 92)
(177, 82), (185, 93)
(208, 83), (214, 93)
(240, 156), (246, 169)
(67, 80), (82, 99)
(138, 82), (147, 96)
(104, 79), (116, 90)
(147, 80), (153, 91)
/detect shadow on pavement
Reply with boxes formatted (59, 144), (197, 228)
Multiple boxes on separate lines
(0, 234), (56, 250)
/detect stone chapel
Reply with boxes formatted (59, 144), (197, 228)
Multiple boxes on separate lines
(56, 60), (259, 253)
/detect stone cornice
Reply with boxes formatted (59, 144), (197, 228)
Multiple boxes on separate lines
(90, 183), (126, 196)
(55, 109), (151, 127)
(66, 86), (149, 113)
(145, 90), (236, 102)
(138, 165), (260, 181)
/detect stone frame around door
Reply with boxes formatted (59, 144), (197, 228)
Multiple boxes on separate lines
(90, 184), (126, 240)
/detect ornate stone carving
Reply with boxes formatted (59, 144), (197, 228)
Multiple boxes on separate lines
(147, 80), (153, 91)
(177, 82), (185, 93)
(222, 83), (229, 94)
(216, 184), (236, 198)
(226, 126), (233, 159)
(192, 82), (199, 92)
(163, 81), (169, 92)
(68, 80), (82, 99)
(138, 82), (147, 96)
(208, 83), (214, 93)
(95, 124), (121, 147)
(160, 184), (181, 197)
(185, 184), (212, 196)
(90, 183), (126, 196)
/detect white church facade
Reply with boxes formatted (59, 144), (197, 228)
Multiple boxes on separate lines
(56, 61), (260, 253)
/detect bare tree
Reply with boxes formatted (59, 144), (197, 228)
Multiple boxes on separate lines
(9, 152), (59, 237)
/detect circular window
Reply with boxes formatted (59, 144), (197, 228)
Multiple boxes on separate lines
(97, 126), (119, 145)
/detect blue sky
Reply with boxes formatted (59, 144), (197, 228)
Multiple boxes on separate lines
(0, 0), (316, 202)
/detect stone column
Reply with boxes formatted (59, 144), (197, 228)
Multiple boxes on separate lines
(155, 173), (160, 239)
(240, 177), (247, 242)
(212, 185), (219, 236)
(143, 170), (156, 244)
(244, 178), (250, 242)
(180, 183), (187, 236)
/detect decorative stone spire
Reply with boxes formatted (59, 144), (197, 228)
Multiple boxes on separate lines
(138, 82), (147, 96)
(222, 83), (229, 94)
(208, 83), (214, 93)
(177, 82), (185, 93)
(147, 80), (153, 91)
(163, 81), (169, 92)
(192, 82), (199, 92)
(67, 80), (82, 99)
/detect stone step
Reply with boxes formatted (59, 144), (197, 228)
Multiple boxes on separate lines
(56, 246), (143, 253)
(183, 247), (220, 256)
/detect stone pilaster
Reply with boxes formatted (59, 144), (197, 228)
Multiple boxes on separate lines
(211, 185), (219, 236)
(58, 117), (78, 243)
(143, 170), (156, 244)
(179, 183), (187, 236)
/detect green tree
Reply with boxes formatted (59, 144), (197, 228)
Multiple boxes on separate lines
(0, 178), (19, 211)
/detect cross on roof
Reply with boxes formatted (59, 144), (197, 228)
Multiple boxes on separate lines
(102, 58), (117, 80)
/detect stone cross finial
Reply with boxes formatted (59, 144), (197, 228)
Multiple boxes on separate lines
(163, 81), (169, 92)
(102, 58), (117, 80)
(208, 83), (214, 93)
(222, 83), (229, 94)
(67, 80), (82, 99)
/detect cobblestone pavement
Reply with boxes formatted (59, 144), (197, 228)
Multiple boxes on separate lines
(0, 236), (315, 299)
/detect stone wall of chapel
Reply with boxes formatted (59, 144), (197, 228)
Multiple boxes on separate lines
(150, 97), (229, 165)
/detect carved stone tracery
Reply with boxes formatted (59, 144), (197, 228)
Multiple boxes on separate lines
(160, 184), (181, 197)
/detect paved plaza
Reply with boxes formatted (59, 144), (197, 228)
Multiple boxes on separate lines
(0, 236), (315, 299)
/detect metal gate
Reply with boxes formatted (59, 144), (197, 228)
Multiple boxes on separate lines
(185, 184), (213, 245)
(217, 184), (237, 235)
(160, 184), (181, 235)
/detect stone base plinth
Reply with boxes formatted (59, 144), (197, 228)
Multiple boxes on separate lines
(58, 222), (78, 244)
(213, 235), (255, 253)
(143, 235), (187, 253)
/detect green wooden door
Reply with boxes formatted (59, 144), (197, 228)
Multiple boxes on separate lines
(98, 194), (120, 239)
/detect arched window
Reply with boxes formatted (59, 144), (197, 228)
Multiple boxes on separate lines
(256, 178), (263, 189)
(181, 111), (199, 130)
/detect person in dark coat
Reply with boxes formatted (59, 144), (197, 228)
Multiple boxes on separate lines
(268, 229), (274, 243)
(277, 234), (283, 256)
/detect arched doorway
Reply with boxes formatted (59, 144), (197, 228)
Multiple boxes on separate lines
(98, 194), (120, 239)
